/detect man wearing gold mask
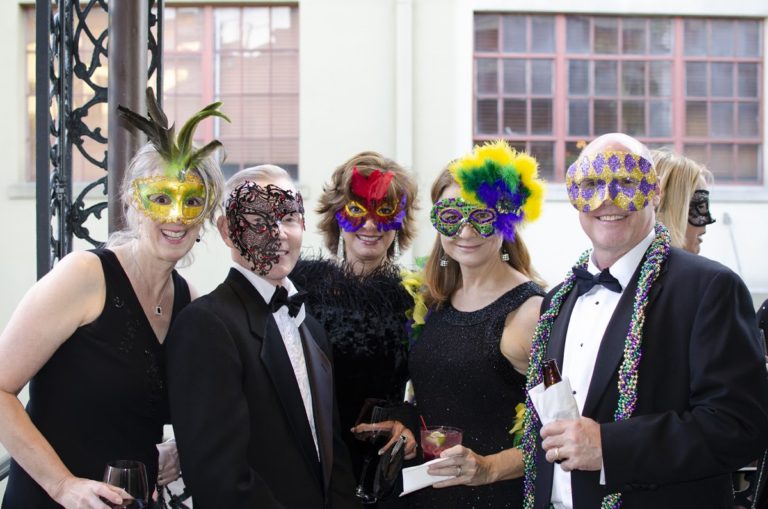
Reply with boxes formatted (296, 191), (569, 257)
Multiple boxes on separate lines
(519, 133), (768, 509)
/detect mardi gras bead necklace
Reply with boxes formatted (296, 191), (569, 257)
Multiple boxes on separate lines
(520, 222), (670, 509)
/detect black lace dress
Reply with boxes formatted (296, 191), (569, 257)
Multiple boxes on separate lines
(407, 281), (545, 509)
(290, 260), (414, 486)
(2, 249), (190, 509)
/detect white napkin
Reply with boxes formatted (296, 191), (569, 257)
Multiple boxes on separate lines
(399, 458), (456, 496)
(528, 376), (580, 425)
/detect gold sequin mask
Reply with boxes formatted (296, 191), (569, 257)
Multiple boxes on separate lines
(566, 151), (658, 212)
(132, 172), (207, 224)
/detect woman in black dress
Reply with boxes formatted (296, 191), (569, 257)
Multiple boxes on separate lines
(407, 141), (546, 508)
(290, 151), (419, 501)
(0, 89), (225, 508)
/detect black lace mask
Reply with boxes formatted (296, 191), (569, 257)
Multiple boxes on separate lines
(688, 189), (716, 227)
(226, 182), (304, 275)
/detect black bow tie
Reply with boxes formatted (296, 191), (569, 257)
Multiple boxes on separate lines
(572, 266), (622, 297)
(269, 286), (307, 318)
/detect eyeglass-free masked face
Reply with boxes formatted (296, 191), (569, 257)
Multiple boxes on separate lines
(132, 173), (207, 224)
(430, 197), (498, 238)
(688, 189), (716, 227)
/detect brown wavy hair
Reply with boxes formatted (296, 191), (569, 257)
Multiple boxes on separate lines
(316, 151), (418, 259)
(423, 167), (545, 309)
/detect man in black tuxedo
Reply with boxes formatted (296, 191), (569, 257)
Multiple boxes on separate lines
(528, 133), (768, 508)
(166, 165), (360, 508)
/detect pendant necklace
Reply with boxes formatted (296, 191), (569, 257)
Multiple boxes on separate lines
(132, 246), (172, 316)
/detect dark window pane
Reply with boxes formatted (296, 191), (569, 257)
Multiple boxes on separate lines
(477, 99), (498, 134)
(736, 20), (761, 57)
(594, 17), (618, 54)
(594, 100), (617, 134)
(622, 61), (646, 96)
(622, 18), (646, 54)
(622, 101), (645, 136)
(738, 63), (758, 98)
(710, 62), (733, 97)
(502, 15), (526, 52)
(594, 60), (618, 95)
(684, 19), (706, 56)
(735, 145), (760, 183)
(531, 60), (553, 94)
(477, 58), (498, 94)
(529, 141), (554, 180)
(649, 61), (671, 96)
(531, 99), (552, 134)
(569, 60), (589, 94)
(684, 144), (709, 169)
(531, 16), (555, 53)
(567, 17), (590, 54)
(649, 18), (673, 55)
(475, 14), (498, 51)
(686, 101), (708, 136)
(503, 99), (527, 135)
(569, 100), (590, 136)
(710, 20), (734, 57)
(503, 59), (526, 94)
(710, 144), (734, 180)
(710, 102), (733, 136)
(737, 103), (759, 136)
(686, 62), (707, 97)
(649, 101), (672, 137)
(565, 141), (583, 171)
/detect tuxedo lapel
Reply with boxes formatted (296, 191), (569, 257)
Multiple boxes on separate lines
(582, 265), (641, 417)
(301, 321), (334, 492)
(227, 270), (322, 482)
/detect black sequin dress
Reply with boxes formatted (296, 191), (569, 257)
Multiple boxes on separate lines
(290, 259), (413, 482)
(2, 249), (190, 509)
(407, 281), (545, 509)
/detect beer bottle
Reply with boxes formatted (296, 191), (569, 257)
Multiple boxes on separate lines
(542, 358), (562, 388)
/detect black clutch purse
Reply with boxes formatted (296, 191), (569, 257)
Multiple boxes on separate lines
(372, 435), (406, 499)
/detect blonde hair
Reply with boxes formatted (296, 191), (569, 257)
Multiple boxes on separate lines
(316, 151), (418, 259)
(652, 149), (713, 248)
(423, 167), (545, 309)
(224, 164), (294, 198)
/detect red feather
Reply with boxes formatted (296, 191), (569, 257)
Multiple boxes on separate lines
(351, 167), (394, 201)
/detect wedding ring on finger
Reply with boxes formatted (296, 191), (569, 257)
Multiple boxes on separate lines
(554, 447), (560, 461)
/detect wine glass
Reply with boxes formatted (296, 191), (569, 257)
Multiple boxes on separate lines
(353, 398), (390, 504)
(102, 460), (149, 509)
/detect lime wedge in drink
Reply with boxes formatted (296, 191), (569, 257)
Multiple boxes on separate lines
(426, 430), (446, 447)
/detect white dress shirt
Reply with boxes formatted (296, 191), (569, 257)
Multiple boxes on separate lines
(550, 230), (654, 509)
(232, 263), (319, 458)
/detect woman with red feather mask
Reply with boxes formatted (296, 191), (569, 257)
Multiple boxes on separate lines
(290, 151), (419, 506)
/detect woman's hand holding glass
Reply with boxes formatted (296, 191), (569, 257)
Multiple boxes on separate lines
(49, 475), (129, 509)
(427, 445), (496, 488)
(350, 419), (418, 460)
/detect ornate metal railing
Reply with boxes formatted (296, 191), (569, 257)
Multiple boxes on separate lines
(35, 0), (163, 279)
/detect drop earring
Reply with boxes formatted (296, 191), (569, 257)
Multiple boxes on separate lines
(439, 254), (449, 267)
(336, 235), (345, 261)
(392, 233), (400, 261)
(501, 249), (509, 262)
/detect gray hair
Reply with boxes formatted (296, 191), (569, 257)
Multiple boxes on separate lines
(106, 142), (225, 247)
(224, 165), (296, 204)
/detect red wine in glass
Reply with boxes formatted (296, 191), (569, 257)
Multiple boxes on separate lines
(102, 460), (149, 509)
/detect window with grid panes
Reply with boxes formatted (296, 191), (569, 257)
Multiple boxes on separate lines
(473, 14), (763, 184)
(23, 4), (299, 182)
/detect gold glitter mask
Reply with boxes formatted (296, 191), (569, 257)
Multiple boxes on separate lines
(132, 173), (207, 224)
(566, 151), (658, 212)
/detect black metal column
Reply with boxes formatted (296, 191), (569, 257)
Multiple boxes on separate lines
(35, 0), (52, 279)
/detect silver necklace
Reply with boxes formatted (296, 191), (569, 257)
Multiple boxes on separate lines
(131, 246), (172, 316)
